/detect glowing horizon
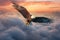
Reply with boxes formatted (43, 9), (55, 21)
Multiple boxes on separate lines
(0, 2), (60, 13)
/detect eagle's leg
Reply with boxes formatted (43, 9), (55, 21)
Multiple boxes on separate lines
(26, 20), (31, 25)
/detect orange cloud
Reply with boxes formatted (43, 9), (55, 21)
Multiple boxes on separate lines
(20, 2), (60, 13)
(0, 2), (60, 13)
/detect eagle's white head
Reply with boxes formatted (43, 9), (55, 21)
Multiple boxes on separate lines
(31, 15), (35, 19)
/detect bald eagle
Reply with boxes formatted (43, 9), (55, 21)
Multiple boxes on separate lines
(12, 2), (52, 25)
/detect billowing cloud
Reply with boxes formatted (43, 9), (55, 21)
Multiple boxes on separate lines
(0, 10), (60, 40)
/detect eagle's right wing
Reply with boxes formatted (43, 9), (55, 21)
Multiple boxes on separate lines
(12, 2), (31, 19)
(12, 2), (32, 24)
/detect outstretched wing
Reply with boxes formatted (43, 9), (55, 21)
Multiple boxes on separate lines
(12, 2), (31, 21)
(31, 17), (52, 23)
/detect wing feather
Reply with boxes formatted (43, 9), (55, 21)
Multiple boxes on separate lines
(12, 3), (31, 20)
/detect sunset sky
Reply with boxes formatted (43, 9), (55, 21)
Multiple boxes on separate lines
(0, 0), (60, 13)
(0, 0), (60, 19)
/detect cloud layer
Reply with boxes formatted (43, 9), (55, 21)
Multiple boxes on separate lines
(0, 11), (60, 40)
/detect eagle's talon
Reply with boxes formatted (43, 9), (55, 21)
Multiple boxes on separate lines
(26, 22), (29, 25)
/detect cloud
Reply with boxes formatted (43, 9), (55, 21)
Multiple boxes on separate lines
(0, 0), (10, 6)
(26, 0), (52, 1)
(0, 9), (8, 15)
(0, 0), (25, 6)
(25, 0), (60, 2)
(53, 11), (60, 17)
(0, 11), (60, 40)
